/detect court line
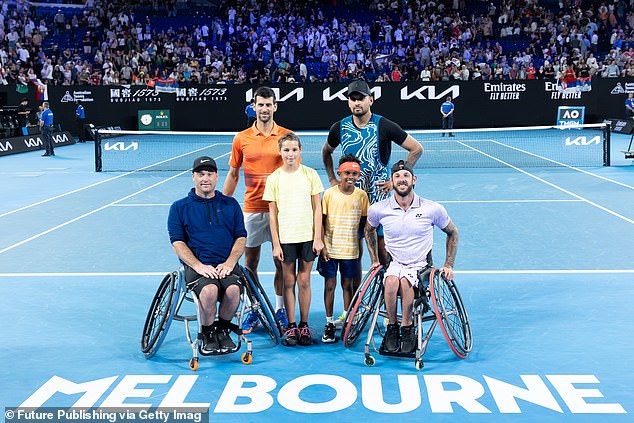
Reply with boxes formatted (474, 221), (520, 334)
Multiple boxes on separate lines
(0, 143), (231, 219)
(2, 269), (633, 277)
(458, 141), (634, 225)
(0, 152), (231, 255)
(110, 199), (585, 207)
(491, 139), (634, 190)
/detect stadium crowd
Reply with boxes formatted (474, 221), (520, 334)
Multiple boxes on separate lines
(1, 0), (634, 88)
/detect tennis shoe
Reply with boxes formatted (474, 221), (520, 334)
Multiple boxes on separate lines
(321, 323), (337, 343)
(202, 330), (219, 354)
(298, 325), (312, 346)
(241, 310), (260, 334)
(275, 308), (289, 330)
(334, 312), (346, 329)
(283, 327), (299, 346)
(400, 324), (416, 353)
(216, 329), (236, 352)
(382, 323), (400, 353)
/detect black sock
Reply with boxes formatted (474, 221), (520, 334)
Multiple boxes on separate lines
(299, 321), (308, 328)
(202, 324), (214, 334)
(288, 322), (297, 328)
(218, 318), (231, 330)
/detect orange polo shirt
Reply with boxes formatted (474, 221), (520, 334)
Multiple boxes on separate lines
(229, 122), (292, 213)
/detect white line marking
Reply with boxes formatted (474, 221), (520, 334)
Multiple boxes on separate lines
(0, 143), (230, 219)
(1, 269), (633, 277)
(490, 139), (634, 190)
(0, 152), (231, 254)
(458, 141), (634, 225)
(111, 203), (172, 207)
(110, 199), (583, 207)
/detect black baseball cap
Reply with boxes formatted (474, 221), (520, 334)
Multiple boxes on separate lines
(347, 80), (371, 97)
(192, 156), (217, 172)
(390, 160), (414, 176)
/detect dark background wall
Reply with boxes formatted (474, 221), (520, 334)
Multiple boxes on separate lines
(3, 79), (633, 134)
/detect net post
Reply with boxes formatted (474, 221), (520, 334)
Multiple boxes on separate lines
(95, 129), (102, 172)
(603, 123), (610, 166)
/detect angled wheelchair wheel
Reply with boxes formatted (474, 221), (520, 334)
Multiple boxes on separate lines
(429, 268), (473, 358)
(141, 271), (180, 358)
(343, 265), (384, 348)
(243, 267), (282, 344)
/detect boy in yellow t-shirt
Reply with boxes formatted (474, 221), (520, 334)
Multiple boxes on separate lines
(318, 155), (369, 343)
(263, 132), (324, 346)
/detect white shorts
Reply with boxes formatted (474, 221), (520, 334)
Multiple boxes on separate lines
(385, 261), (423, 288)
(245, 212), (272, 248)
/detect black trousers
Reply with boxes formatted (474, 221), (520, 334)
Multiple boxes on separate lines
(77, 118), (85, 142)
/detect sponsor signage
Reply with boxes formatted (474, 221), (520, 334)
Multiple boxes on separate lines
(0, 131), (74, 157)
(603, 118), (634, 134)
(544, 82), (583, 100)
(483, 82), (526, 100)
(557, 106), (585, 126)
(245, 87), (304, 102)
(175, 87), (228, 102)
(60, 90), (95, 103)
(138, 110), (171, 130)
(110, 87), (163, 103)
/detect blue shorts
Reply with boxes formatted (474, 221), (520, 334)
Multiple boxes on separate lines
(317, 257), (359, 279)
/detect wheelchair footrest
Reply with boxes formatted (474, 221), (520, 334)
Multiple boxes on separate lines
(378, 346), (417, 358)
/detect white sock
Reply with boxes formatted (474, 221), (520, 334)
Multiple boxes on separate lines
(326, 315), (334, 324)
(276, 295), (284, 311)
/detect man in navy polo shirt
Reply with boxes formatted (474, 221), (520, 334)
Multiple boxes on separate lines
(365, 160), (459, 354)
(75, 100), (86, 142)
(39, 102), (55, 156)
(168, 156), (247, 354)
(440, 96), (455, 137)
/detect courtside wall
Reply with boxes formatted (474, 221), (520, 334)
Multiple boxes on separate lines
(3, 78), (634, 133)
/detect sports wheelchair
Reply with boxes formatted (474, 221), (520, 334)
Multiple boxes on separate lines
(141, 265), (282, 370)
(342, 263), (472, 370)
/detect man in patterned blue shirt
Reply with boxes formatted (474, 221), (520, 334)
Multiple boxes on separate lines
(322, 79), (423, 294)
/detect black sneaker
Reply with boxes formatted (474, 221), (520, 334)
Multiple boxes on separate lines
(400, 324), (416, 353)
(216, 329), (236, 352)
(283, 327), (299, 346)
(382, 323), (401, 352)
(321, 323), (337, 343)
(202, 330), (219, 353)
(298, 325), (312, 346)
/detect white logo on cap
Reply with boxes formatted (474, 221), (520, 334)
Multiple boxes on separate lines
(201, 159), (210, 163)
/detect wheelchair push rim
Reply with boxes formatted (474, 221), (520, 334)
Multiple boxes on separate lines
(243, 267), (283, 344)
(343, 265), (383, 348)
(141, 271), (180, 358)
(429, 268), (473, 358)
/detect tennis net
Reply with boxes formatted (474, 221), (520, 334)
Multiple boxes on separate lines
(95, 124), (610, 172)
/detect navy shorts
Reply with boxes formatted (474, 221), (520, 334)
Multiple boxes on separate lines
(184, 264), (243, 300)
(281, 241), (317, 264)
(317, 256), (359, 279)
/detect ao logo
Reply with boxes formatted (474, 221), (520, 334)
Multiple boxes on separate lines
(104, 142), (139, 151)
(561, 110), (581, 119)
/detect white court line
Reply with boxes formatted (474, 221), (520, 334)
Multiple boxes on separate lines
(0, 142), (231, 219)
(0, 152), (231, 255)
(110, 199), (584, 207)
(458, 141), (634, 225)
(490, 139), (634, 190)
(1, 269), (633, 277)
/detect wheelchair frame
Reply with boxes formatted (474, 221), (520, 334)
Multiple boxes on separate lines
(141, 265), (282, 370)
(342, 265), (472, 370)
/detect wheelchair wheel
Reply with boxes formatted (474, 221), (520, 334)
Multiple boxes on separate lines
(243, 267), (283, 344)
(429, 269), (473, 358)
(342, 266), (384, 348)
(141, 272), (180, 358)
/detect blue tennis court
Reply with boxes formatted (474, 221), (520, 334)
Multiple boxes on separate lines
(1, 129), (633, 423)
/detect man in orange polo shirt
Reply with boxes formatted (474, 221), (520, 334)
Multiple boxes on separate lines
(223, 86), (291, 332)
